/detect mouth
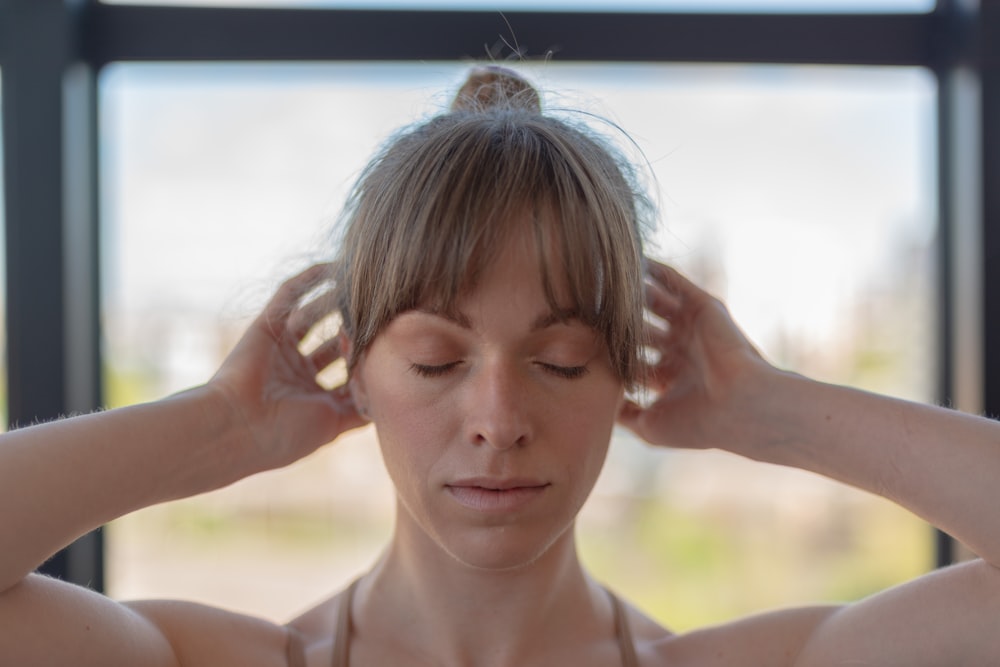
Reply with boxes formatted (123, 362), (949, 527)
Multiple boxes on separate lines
(445, 479), (550, 513)
(450, 477), (548, 491)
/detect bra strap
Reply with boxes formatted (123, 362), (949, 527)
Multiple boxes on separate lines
(285, 627), (307, 667)
(327, 580), (636, 667)
(331, 579), (360, 667)
(608, 591), (640, 667)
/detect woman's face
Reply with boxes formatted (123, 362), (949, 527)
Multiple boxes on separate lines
(351, 227), (625, 572)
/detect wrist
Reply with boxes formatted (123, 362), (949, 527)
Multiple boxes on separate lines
(149, 384), (262, 497)
(724, 365), (815, 462)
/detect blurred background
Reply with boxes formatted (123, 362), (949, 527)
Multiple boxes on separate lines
(98, 61), (936, 628)
(3, 0), (995, 632)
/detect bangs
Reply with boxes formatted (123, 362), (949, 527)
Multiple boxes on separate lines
(334, 109), (646, 386)
(417, 202), (605, 331)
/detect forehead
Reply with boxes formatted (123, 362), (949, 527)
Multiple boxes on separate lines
(416, 304), (581, 332)
(415, 209), (578, 311)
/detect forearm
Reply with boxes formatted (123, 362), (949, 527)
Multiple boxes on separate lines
(740, 370), (1000, 565)
(0, 385), (250, 592)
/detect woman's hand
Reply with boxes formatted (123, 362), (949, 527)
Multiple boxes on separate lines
(208, 264), (368, 472)
(0, 263), (367, 666)
(617, 259), (779, 452)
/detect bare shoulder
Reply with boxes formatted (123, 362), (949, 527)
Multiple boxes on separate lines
(634, 560), (1000, 666)
(286, 586), (346, 638)
(126, 596), (292, 667)
(794, 560), (1000, 666)
(624, 600), (837, 667)
(1, 573), (292, 667)
(283, 585), (351, 664)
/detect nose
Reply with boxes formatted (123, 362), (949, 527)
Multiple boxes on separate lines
(465, 359), (531, 450)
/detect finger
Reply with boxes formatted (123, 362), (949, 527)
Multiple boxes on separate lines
(644, 274), (683, 322)
(308, 336), (347, 373)
(263, 263), (335, 326)
(288, 292), (339, 342)
(637, 357), (677, 394)
(646, 259), (710, 306)
(645, 275), (680, 311)
(641, 317), (686, 373)
(642, 319), (671, 350)
(645, 258), (685, 290)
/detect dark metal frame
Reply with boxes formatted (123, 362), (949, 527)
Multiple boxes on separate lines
(1, 0), (996, 589)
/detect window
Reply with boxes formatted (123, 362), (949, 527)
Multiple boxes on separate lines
(101, 61), (935, 627)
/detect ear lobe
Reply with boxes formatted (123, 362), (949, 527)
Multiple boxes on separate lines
(349, 376), (370, 420)
(346, 354), (371, 421)
(338, 333), (370, 420)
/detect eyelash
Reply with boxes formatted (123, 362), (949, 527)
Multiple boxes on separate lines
(539, 363), (589, 379)
(410, 362), (461, 378)
(409, 362), (588, 380)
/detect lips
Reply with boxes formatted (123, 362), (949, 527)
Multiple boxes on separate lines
(450, 477), (547, 491)
(445, 478), (550, 512)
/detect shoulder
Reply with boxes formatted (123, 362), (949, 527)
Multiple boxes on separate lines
(3, 573), (293, 667)
(624, 601), (838, 667)
(282, 584), (353, 666)
(132, 577), (364, 667)
(127, 597), (294, 667)
(286, 584), (350, 640)
(633, 560), (1000, 666)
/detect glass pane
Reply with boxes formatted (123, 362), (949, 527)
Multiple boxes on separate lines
(100, 0), (936, 14)
(101, 62), (936, 628)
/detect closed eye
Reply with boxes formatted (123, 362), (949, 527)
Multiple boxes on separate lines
(538, 363), (589, 380)
(410, 361), (462, 378)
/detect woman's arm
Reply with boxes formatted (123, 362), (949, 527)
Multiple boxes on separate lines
(0, 386), (240, 593)
(619, 260), (1000, 665)
(0, 264), (365, 665)
(619, 259), (1000, 566)
(737, 370), (1000, 565)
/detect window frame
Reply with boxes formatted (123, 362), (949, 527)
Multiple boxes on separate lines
(1, 0), (996, 589)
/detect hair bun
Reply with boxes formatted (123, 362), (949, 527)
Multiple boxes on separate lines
(450, 66), (542, 113)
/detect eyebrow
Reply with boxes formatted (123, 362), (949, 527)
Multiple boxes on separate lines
(415, 307), (581, 332)
(530, 308), (581, 331)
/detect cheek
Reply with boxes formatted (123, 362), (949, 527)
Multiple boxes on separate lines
(551, 385), (622, 469)
(567, 411), (616, 468)
(369, 375), (457, 438)
(361, 348), (446, 426)
(367, 378), (458, 485)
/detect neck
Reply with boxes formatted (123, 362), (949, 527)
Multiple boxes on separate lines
(355, 509), (610, 666)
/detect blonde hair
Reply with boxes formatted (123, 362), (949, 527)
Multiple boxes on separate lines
(332, 66), (650, 387)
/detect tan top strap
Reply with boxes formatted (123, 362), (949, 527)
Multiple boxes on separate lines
(609, 591), (640, 667)
(326, 580), (639, 667)
(286, 627), (307, 667)
(331, 578), (360, 667)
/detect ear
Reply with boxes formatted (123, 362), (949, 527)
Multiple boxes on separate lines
(342, 336), (371, 419)
(349, 376), (370, 420)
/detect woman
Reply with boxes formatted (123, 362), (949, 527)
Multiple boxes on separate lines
(1, 66), (998, 666)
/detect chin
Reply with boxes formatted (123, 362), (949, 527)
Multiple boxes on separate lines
(391, 489), (586, 574)
(434, 521), (576, 573)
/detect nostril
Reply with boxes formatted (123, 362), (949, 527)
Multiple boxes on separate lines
(474, 431), (529, 451)
(466, 363), (531, 449)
